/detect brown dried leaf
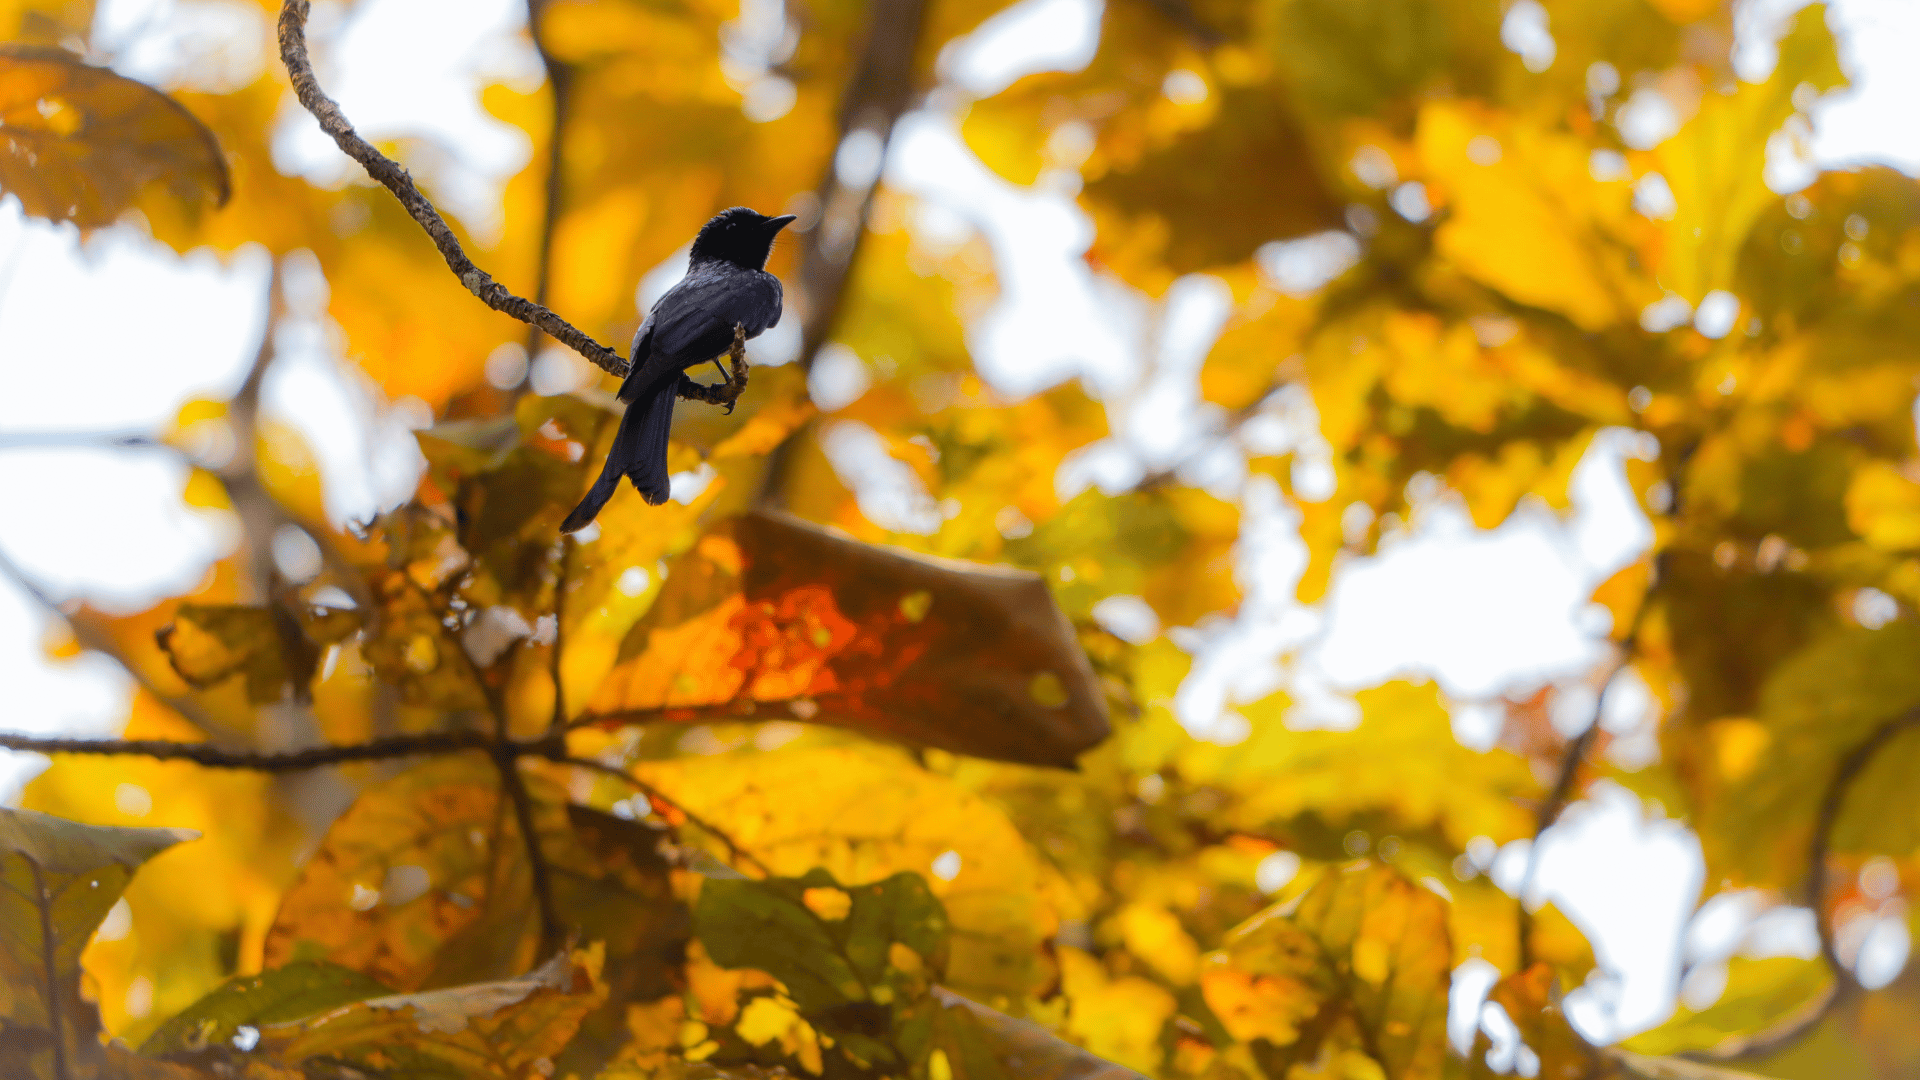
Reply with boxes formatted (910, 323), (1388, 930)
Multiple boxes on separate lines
(0, 44), (227, 228)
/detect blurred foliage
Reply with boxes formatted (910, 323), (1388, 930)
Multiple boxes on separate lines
(4, 0), (1920, 1077)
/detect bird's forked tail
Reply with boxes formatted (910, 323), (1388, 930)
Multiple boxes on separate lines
(559, 377), (677, 533)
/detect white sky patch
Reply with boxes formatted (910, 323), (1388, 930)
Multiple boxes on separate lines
(266, 0), (542, 240)
(941, 0), (1103, 98)
(888, 112), (1146, 400)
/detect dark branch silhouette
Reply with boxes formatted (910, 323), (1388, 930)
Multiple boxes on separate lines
(0, 729), (493, 769)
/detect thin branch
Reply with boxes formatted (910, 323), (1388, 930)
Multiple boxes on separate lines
(220, 263), (328, 706)
(756, 0), (931, 507)
(275, 0), (625, 377)
(1137, 0), (1226, 48)
(0, 729), (492, 769)
(546, 537), (572, 734)
(1808, 708), (1920, 983)
(1133, 379), (1292, 492)
(557, 755), (771, 878)
(1517, 564), (1659, 967)
(495, 747), (564, 954)
(563, 691), (802, 733)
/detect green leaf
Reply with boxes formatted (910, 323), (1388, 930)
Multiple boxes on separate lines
(139, 960), (390, 1058)
(0, 806), (194, 1080)
(694, 868), (948, 1015)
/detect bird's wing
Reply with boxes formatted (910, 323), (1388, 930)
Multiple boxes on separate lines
(653, 272), (782, 356)
(615, 318), (655, 403)
(626, 270), (783, 391)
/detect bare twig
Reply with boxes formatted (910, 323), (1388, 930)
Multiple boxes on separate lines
(1808, 708), (1920, 983)
(275, 0), (625, 376)
(1138, 0), (1226, 47)
(0, 729), (492, 769)
(496, 747), (564, 954)
(219, 265), (327, 705)
(674, 325), (751, 409)
(558, 755), (771, 878)
(546, 537), (571, 734)
(756, 0), (931, 507)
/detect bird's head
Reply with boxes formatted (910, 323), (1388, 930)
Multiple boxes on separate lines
(689, 206), (798, 270)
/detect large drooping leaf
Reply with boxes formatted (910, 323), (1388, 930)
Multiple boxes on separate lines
(585, 510), (1111, 767)
(246, 950), (604, 1078)
(0, 806), (194, 1080)
(1200, 861), (1452, 1080)
(139, 960), (390, 1058)
(0, 44), (227, 227)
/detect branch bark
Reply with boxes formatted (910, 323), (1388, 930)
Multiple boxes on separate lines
(0, 729), (493, 769)
(275, 0), (625, 376)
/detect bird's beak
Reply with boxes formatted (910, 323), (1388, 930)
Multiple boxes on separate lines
(767, 214), (798, 233)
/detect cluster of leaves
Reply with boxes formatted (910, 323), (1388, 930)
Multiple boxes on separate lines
(7, 0), (1920, 1077)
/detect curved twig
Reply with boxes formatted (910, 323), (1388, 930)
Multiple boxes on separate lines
(557, 755), (771, 878)
(1807, 708), (1920, 983)
(275, 0), (624, 376)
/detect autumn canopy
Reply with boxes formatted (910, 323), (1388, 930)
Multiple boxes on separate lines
(0, 0), (1917, 1078)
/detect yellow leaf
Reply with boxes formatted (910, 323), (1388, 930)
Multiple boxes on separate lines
(0, 44), (227, 228)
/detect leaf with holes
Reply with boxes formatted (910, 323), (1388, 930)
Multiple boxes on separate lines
(0, 44), (227, 227)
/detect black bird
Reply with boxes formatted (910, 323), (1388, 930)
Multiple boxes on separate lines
(560, 206), (795, 533)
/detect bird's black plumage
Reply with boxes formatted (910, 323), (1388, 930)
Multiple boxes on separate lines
(560, 207), (794, 533)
